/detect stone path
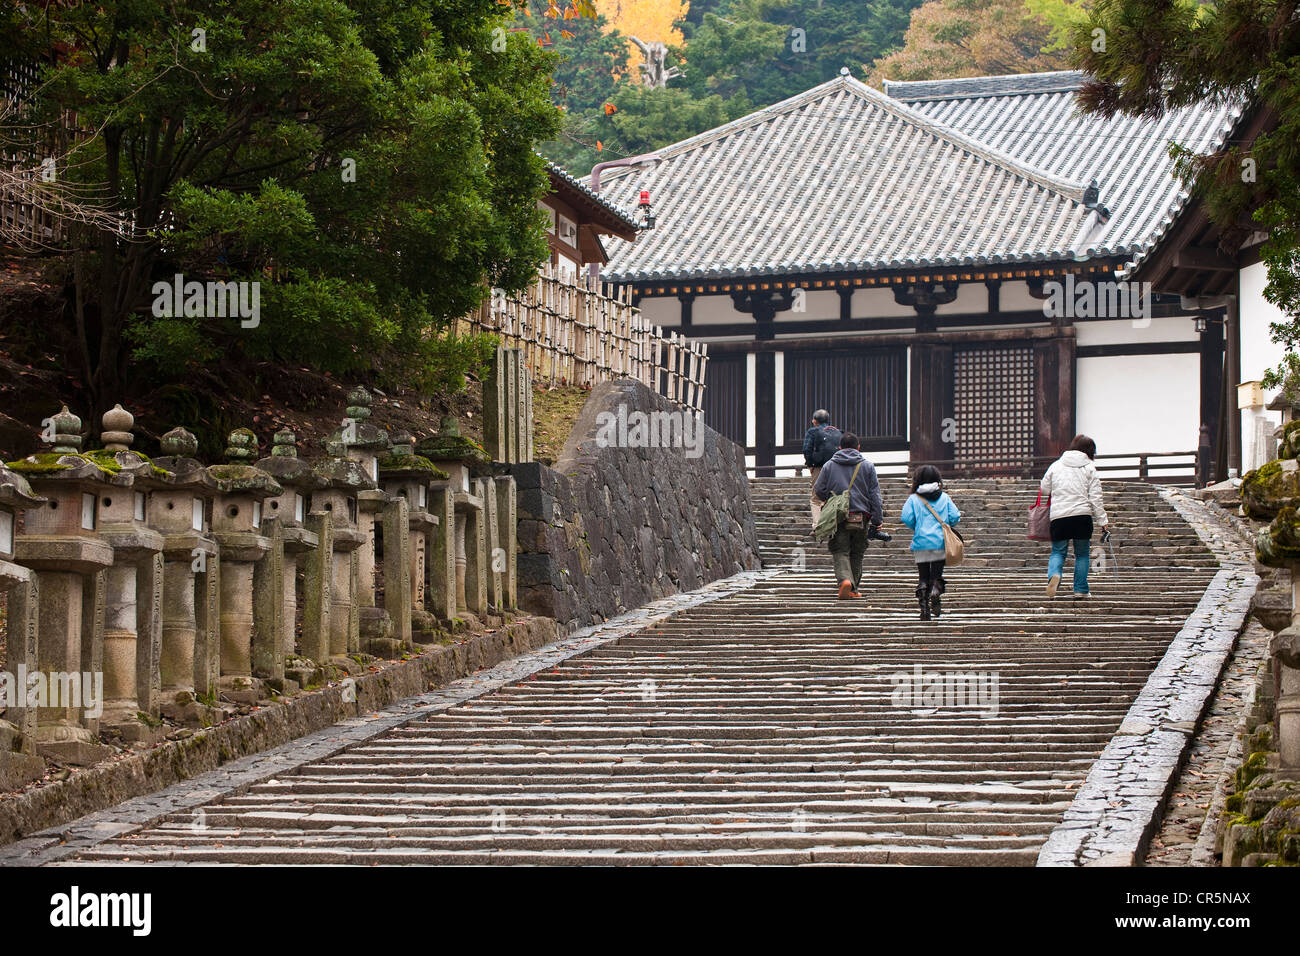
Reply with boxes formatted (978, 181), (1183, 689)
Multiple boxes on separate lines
(9, 477), (1240, 866)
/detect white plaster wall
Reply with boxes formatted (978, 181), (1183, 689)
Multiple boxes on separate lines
(689, 294), (743, 325)
(1076, 353), (1200, 454)
(1240, 260), (1289, 385)
(935, 281), (990, 314)
(1239, 260), (1290, 470)
(853, 287), (915, 318)
(777, 289), (839, 322)
(636, 296), (679, 327)
(998, 280), (1042, 312)
(1075, 316), (1199, 347)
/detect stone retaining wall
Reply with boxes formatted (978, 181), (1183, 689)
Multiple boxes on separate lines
(510, 378), (760, 630)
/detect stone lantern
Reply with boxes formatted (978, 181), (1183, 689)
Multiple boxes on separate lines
(149, 425), (221, 721)
(87, 404), (167, 740)
(335, 387), (396, 651)
(207, 428), (282, 703)
(379, 430), (449, 642)
(256, 428), (327, 678)
(0, 463), (46, 788)
(418, 418), (493, 618)
(8, 406), (117, 764)
(308, 438), (375, 662)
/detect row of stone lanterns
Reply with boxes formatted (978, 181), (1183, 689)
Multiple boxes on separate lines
(0, 390), (517, 781)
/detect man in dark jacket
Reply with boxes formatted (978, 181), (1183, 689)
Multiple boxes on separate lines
(802, 409), (841, 529)
(813, 432), (884, 599)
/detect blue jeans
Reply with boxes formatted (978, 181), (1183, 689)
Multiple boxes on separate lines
(1048, 538), (1091, 594)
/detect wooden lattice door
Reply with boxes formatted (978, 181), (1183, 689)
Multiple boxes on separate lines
(952, 344), (1035, 471)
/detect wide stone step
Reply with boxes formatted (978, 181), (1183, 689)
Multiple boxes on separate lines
(61, 477), (1221, 867)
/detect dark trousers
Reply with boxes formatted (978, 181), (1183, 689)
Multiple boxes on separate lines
(828, 524), (868, 588)
(917, 559), (946, 594)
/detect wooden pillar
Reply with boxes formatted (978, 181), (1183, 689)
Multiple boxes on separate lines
(1033, 333), (1075, 462)
(679, 293), (694, 330)
(909, 341), (954, 466)
(837, 286), (853, 321)
(1199, 313), (1225, 478)
(755, 351), (776, 477)
(1227, 287), (1242, 474)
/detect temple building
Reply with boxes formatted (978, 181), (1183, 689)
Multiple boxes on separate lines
(540, 161), (641, 281)
(592, 70), (1245, 479)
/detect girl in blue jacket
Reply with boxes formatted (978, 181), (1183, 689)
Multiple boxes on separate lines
(900, 465), (961, 620)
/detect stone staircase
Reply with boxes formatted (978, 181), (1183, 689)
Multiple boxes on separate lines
(59, 478), (1220, 865)
(751, 475), (1218, 575)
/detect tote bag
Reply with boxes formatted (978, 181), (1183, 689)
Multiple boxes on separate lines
(921, 498), (965, 566)
(1027, 489), (1052, 541)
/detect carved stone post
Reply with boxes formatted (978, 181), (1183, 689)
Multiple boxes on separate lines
(483, 475), (502, 612)
(418, 421), (491, 620)
(460, 481), (489, 617)
(10, 407), (116, 765)
(494, 474), (518, 611)
(208, 428), (282, 703)
(0, 464), (46, 788)
(150, 427), (220, 717)
(428, 483), (456, 623)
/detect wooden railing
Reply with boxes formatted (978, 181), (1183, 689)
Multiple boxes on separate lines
(746, 450), (1200, 485)
(460, 263), (708, 414)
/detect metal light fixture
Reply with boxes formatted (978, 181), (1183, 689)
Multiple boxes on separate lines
(1195, 315), (1207, 333)
(638, 189), (655, 230)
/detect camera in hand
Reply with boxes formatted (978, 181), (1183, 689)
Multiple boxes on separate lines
(868, 525), (892, 543)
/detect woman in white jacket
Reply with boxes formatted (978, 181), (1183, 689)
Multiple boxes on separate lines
(1039, 434), (1109, 599)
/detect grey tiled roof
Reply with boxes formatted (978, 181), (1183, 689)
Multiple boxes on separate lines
(597, 75), (1108, 283)
(884, 71), (1244, 265)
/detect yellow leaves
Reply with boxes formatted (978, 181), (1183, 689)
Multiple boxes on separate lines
(599, 0), (689, 73)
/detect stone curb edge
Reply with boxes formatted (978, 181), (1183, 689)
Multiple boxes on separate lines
(1036, 488), (1259, 867)
(1188, 664), (1259, 866)
(0, 568), (774, 866)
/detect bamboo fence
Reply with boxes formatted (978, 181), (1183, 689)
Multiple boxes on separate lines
(462, 263), (708, 414)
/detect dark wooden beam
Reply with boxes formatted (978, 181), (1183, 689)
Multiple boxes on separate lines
(1077, 341), (1200, 358)
(1175, 246), (1238, 272)
(658, 301), (1200, 340)
(708, 325), (1074, 355)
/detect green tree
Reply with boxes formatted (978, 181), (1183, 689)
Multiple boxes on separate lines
(0, 0), (562, 414)
(682, 0), (926, 103)
(514, 0), (629, 173)
(606, 85), (742, 155)
(1069, 0), (1300, 392)
(871, 0), (1081, 82)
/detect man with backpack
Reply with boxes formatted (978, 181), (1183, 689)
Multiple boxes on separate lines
(813, 432), (884, 599)
(803, 409), (842, 528)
